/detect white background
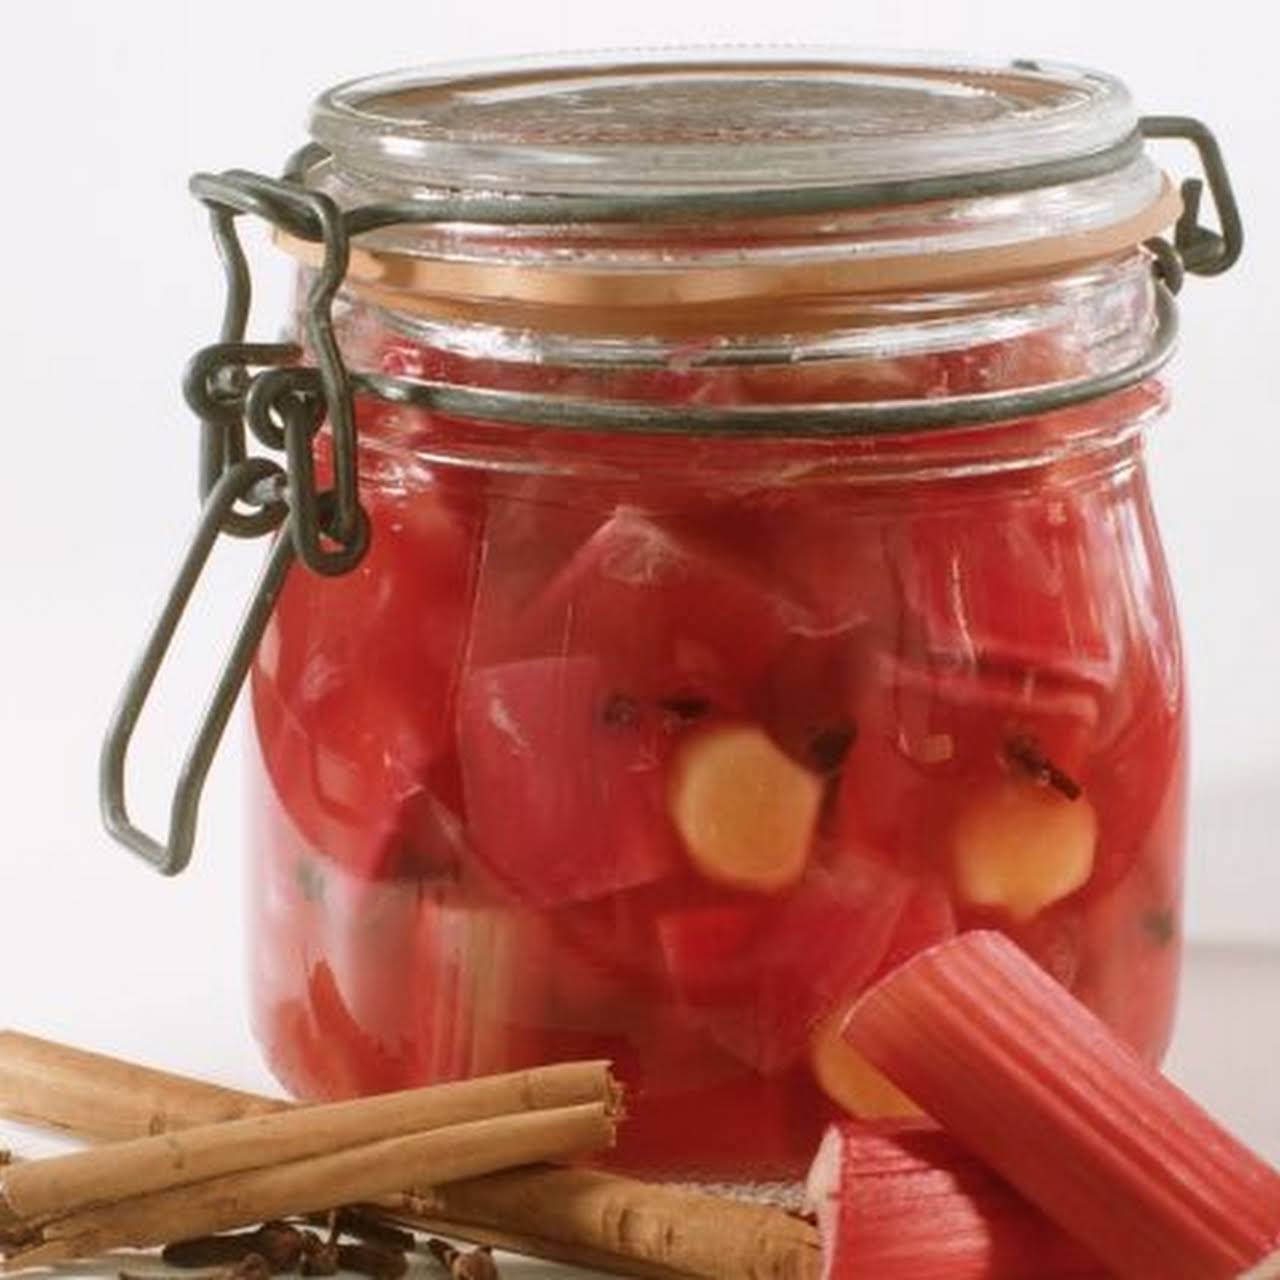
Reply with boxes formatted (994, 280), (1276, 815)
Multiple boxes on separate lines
(0, 1), (1276, 1099)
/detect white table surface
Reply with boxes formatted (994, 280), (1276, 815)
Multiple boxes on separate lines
(3, 943), (1277, 1279)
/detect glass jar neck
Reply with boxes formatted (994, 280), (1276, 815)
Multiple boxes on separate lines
(316, 247), (1164, 485)
(355, 248), (1155, 374)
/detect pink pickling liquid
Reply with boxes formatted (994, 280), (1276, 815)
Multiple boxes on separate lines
(246, 323), (1186, 1181)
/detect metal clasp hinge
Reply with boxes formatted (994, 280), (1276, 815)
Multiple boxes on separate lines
(1140, 115), (1244, 283)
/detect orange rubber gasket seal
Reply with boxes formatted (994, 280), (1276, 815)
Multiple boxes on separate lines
(275, 178), (1180, 337)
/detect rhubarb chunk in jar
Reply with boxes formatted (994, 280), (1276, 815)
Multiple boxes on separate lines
(247, 53), (1191, 1182)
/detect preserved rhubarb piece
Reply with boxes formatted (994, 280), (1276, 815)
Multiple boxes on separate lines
(875, 881), (959, 977)
(805, 1120), (1102, 1279)
(842, 931), (1280, 1280)
(658, 860), (909, 1073)
(457, 656), (681, 905)
(835, 656), (1102, 920)
(514, 508), (802, 703)
(751, 627), (867, 776)
(1072, 802), (1185, 1063)
(251, 471), (479, 881)
(892, 492), (1120, 681)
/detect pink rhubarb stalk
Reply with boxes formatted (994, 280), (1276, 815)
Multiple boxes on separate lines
(842, 930), (1280, 1280)
(806, 1119), (1103, 1279)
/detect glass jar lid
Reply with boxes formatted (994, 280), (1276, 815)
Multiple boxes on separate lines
(287, 49), (1188, 341)
(310, 49), (1140, 196)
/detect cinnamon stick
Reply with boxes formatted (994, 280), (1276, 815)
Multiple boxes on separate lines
(408, 1213), (691, 1280)
(4, 1102), (615, 1269)
(403, 1168), (820, 1280)
(0, 1033), (279, 1140)
(1, 1061), (615, 1223)
(0, 1032), (821, 1280)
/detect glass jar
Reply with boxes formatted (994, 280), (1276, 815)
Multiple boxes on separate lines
(104, 51), (1242, 1185)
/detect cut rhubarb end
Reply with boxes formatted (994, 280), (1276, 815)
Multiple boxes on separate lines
(805, 1120), (1102, 1280)
(668, 721), (822, 892)
(842, 931), (1280, 1280)
(805, 1123), (846, 1279)
(809, 1015), (922, 1120)
(950, 778), (1097, 922)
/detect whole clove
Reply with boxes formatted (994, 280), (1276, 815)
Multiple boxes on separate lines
(253, 1223), (307, 1272)
(1004, 734), (1082, 800)
(600, 692), (641, 729)
(158, 1218), (405, 1280)
(337, 1242), (409, 1279)
(163, 1224), (305, 1273)
(808, 724), (856, 774)
(329, 1207), (417, 1253)
(427, 1237), (500, 1280)
(657, 694), (713, 722)
(1143, 907), (1177, 947)
(163, 1232), (262, 1269)
(228, 1255), (273, 1280)
(299, 1229), (341, 1277)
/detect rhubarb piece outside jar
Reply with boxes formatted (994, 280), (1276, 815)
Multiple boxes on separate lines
(103, 52), (1244, 1185)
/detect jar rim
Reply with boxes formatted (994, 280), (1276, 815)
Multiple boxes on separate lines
(310, 48), (1139, 197)
(298, 49), (1177, 332)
